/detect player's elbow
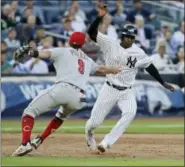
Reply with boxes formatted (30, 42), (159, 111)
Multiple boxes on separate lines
(88, 33), (97, 42)
(87, 28), (97, 42)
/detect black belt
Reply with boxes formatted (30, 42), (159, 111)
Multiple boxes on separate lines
(106, 81), (131, 91)
(56, 81), (85, 94)
(67, 83), (85, 94)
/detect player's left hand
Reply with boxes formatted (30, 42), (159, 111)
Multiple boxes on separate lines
(98, 5), (108, 17)
(13, 45), (31, 62)
(163, 82), (175, 92)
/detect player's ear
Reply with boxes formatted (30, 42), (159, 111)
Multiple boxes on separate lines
(84, 35), (89, 43)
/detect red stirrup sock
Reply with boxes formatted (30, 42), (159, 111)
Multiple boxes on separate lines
(40, 117), (64, 141)
(22, 114), (35, 145)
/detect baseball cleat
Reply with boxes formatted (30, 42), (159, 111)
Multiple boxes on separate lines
(97, 145), (106, 153)
(97, 141), (107, 153)
(85, 131), (97, 150)
(12, 142), (33, 157)
(31, 136), (43, 149)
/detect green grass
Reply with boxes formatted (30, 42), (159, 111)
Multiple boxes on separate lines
(1, 118), (184, 166)
(1, 118), (184, 134)
(1, 156), (184, 166)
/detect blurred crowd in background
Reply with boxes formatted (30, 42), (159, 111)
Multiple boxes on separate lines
(1, 0), (184, 74)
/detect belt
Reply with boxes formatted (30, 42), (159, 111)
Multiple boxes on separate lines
(106, 81), (131, 91)
(56, 81), (85, 94)
(67, 83), (85, 94)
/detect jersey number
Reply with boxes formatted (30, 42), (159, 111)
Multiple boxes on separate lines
(78, 59), (84, 74)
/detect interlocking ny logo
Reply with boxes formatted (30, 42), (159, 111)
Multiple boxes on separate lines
(126, 57), (137, 68)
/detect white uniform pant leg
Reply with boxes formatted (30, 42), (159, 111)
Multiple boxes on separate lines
(23, 83), (84, 118)
(102, 89), (137, 147)
(85, 83), (118, 133)
(23, 85), (60, 118)
(55, 106), (78, 120)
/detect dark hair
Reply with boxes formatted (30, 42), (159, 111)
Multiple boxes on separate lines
(70, 44), (82, 49)
(28, 38), (35, 43)
(175, 45), (184, 58)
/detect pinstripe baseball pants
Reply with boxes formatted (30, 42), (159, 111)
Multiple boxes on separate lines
(85, 82), (137, 148)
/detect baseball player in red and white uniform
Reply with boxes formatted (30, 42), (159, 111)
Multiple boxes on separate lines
(12, 32), (121, 156)
(85, 6), (175, 153)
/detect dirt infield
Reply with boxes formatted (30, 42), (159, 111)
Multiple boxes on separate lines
(2, 133), (184, 160)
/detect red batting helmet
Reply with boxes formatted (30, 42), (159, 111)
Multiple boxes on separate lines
(69, 32), (86, 47)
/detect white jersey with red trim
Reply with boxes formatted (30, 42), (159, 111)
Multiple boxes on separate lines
(49, 47), (98, 90)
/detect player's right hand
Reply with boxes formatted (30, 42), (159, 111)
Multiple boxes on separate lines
(98, 5), (108, 17)
(13, 45), (31, 62)
(163, 82), (175, 92)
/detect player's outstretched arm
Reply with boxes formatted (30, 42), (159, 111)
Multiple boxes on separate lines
(13, 45), (51, 62)
(87, 5), (108, 42)
(96, 66), (122, 75)
(145, 64), (175, 92)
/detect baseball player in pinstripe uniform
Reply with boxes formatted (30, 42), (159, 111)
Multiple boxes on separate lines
(85, 6), (175, 153)
(12, 32), (121, 156)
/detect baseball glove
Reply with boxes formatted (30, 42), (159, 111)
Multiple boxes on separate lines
(13, 45), (31, 62)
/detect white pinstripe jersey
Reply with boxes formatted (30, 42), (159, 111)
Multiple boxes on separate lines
(49, 47), (98, 90)
(97, 32), (152, 87)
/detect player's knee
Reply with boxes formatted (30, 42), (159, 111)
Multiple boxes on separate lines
(93, 121), (101, 128)
(55, 107), (68, 120)
(55, 111), (68, 120)
(22, 106), (39, 118)
(130, 109), (137, 119)
(121, 110), (136, 123)
(88, 118), (102, 129)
